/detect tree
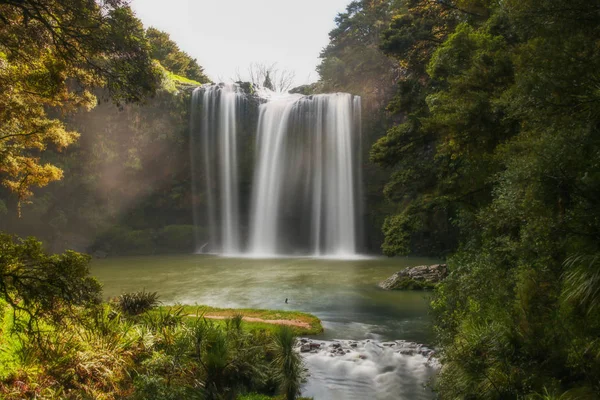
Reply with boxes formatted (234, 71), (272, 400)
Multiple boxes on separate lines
(262, 71), (274, 91)
(0, 233), (101, 331)
(0, 0), (161, 212)
(317, 0), (400, 108)
(242, 62), (295, 92)
(366, 0), (600, 397)
(146, 27), (209, 83)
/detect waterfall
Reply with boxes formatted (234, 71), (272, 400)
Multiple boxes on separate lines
(190, 86), (362, 258)
(248, 93), (360, 256)
(190, 84), (244, 254)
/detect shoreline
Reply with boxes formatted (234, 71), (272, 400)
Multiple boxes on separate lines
(157, 304), (323, 335)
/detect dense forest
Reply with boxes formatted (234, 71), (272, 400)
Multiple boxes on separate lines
(1, 0), (600, 398)
(315, 0), (600, 398)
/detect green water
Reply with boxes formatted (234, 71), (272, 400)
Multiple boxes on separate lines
(92, 254), (438, 343)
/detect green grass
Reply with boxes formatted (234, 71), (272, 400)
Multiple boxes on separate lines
(0, 300), (18, 379)
(153, 305), (323, 335)
(167, 71), (202, 86)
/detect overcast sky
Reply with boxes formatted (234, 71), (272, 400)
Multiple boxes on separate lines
(129, 0), (352, 86)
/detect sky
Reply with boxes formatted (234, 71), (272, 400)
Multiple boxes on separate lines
(129, 0), (352, 87)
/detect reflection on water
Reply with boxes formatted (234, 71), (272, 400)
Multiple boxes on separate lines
(91, 254), (440, 399)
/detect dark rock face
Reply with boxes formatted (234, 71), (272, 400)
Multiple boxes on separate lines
(378, 264), (448, 290)
(92, 250), (108, 259)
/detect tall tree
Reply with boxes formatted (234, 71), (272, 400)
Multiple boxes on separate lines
(146, 27), (209, 83)
(317, 0), (399, 108)
(0, 0), (161, 212)
(365, 0), (600, 397)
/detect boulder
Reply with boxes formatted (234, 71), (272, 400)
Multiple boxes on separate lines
(92, 250), (108, 259)
(378, 264), (448, 290)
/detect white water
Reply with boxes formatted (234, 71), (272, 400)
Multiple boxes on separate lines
(191, 86), (362, 257)
(249, 92), (361, 256)
(190, 84), (243, 254)
(299, 339), (438, 400)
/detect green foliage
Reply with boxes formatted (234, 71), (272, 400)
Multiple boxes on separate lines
(159, 225), (196, 252)
(389, 277), (436, 290)
(161, 305), (323, 336)
(0, 0), (161, 206)
(327, 0), (600, 397)
(2, 83), (196, 254)
(317, 0), (398, 106)
(0, 234), (101, 330)
(91, 225), (195, 256)
(270, 326), (304, 400)
(562, 254), (600, 316)
(0, 289), (312, 399)
(114, 290), (160, 316)
(146, 27), (209, 84)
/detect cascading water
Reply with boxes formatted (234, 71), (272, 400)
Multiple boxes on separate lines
(190, 85), (362, 258)
(190, 84), (244, 254)
(248, 93), (360, 257)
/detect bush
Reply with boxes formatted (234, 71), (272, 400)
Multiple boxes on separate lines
(157, 225), (195, 252)
(114, 290), (159, 316)
(270, 326), (304, 400)
(0, 234), (101, 329)
(93, 226), (156, 255)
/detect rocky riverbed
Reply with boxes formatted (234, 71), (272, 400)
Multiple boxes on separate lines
(298, 338), (439, 400)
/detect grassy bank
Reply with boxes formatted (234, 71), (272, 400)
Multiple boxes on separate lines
(155, 305), (323, 335)
(0, 296), (317, 399)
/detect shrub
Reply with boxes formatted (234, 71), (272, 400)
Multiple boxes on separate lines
(157, 225), (195, 252)
(114, 290), (159, 316)
(270, 326), (304, 400)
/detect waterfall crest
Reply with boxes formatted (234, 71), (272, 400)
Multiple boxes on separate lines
(191, 86), (362, 258)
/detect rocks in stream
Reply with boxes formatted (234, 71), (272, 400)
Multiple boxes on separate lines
(300, 342), (322, 353)
(378, 264), (448, 290)
(295, 338), (437, 361)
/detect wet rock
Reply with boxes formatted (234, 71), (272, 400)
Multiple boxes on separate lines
(92, 250), (108, 259)
(300, 344), (311, 353)
(309, 343), (321, 350)
(378, 264), (448, 290)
